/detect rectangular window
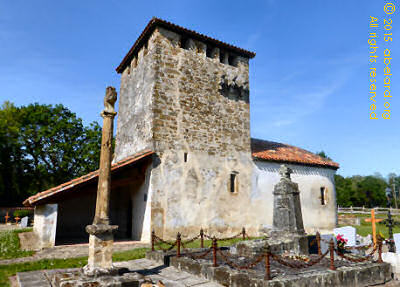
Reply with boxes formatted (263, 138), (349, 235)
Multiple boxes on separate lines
(320, 187), (326, 205)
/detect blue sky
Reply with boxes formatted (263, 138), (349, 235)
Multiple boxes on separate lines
(0, 0), (398, 177)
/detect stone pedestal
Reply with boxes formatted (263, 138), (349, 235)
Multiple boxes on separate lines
(83, 224), (118, 276)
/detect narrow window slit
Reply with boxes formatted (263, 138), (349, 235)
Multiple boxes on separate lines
(320, 187), (326, 205)
(230, 173), (237, 193)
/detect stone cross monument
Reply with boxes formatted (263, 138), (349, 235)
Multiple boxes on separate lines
(271, 164), (308, 253)
(84, 86), (118, 276)
(273, 165), (305, 234)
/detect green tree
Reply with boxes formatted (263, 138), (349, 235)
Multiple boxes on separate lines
(0, 102), (102, 206)
(316, 151), (332, 160)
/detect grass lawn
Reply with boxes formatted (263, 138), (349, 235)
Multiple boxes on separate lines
(0, 248), (149, 287)
(0, 228), (34, 260)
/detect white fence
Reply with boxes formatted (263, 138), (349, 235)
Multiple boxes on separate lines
(338, 206), (400, 215)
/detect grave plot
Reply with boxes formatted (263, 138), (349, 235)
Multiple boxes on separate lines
(147, 230), (391, 287)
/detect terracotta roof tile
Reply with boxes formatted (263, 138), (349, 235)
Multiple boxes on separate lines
(251, 138), (339, 169)
(23, 149), (154, 207)
(116, 17), (256, 73)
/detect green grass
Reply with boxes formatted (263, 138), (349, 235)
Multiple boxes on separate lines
(0, 248), (149, 287)
(0, 228), (34, 260)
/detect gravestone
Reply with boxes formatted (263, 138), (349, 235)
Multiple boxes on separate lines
(334, 226), (356, 246)
(393, 233), (400, 254)
(20, 216), (28, 228)
(320, 234), (336, 254)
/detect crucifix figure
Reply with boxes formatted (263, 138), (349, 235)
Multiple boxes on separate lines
(83, 87), (118, 276)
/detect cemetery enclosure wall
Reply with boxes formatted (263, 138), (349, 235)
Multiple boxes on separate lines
(252, 160), (337, 233)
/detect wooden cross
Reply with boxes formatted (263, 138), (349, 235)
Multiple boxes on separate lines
(364, 209), (383, 246)
(4, 212), (9, 224)
(14, 216), (20, 224)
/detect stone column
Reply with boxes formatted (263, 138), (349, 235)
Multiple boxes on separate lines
(84, 86), (118, 276)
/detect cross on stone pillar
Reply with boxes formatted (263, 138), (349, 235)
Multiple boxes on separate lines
(271, 164), (308, 254)
(83, 86), (118, 276)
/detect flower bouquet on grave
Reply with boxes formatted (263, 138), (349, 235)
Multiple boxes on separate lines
(336, 234), (348, 253)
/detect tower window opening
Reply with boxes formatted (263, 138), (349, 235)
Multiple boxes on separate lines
(230, 173), (237, 193)
(320, 187), (326, 205)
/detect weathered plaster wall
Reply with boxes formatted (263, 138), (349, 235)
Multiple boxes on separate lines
(33, 204), (58, 248)
(131, 165), (152, 241)
(114, 35), (157, 162)
(252, 160), (337, 233)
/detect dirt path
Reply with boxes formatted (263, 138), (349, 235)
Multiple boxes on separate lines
(0, 241), (149, 265)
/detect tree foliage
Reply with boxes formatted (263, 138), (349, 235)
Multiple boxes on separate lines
(315, 150), (392, 208)
(335, 173), (395, 208)
(0, 102), (102, 206)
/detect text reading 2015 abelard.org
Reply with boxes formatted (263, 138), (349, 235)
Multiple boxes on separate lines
(369, 2), (395, 120)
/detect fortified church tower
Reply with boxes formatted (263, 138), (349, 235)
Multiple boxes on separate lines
(114, 18), (256, 239)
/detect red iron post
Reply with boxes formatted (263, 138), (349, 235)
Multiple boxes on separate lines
(316, 231), (322, 256)
(264, 246), (271, 280)
(151, 230), (155, 251)
(177, 232), (181, 258)
(212, 237), (218, 267)
(378, 237), (383, 263)
(200, 228), (204, 248)
(329, 239), (336, 270)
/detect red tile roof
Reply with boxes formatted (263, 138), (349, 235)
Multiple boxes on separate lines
(23, 149), (154, 207)
(251, 138), (339, 169)
(116, 17), (256, 73)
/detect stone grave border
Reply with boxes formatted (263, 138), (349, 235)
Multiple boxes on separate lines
(148, 230), (391, 286)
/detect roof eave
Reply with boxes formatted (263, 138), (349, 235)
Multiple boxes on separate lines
(252, 156), (340, 170)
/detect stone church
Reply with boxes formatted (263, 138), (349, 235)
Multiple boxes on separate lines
(23, 18), (339, 248)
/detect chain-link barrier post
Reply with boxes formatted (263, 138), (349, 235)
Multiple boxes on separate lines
(212, 237), (218, 267)
(378, 237), (383, 263)
(177, 232), (181, 258)
(264, 243), (271, 280)
(329, 239), (335, 270)
(200, 228), (204, 248)
(151, 230), (155, 251)
(316, 231), (321, 256)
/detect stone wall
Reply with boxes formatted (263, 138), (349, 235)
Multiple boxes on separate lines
(115, 26), (254, 240)
(252, 160), (337, 233)
(150, 28), (252, 239)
